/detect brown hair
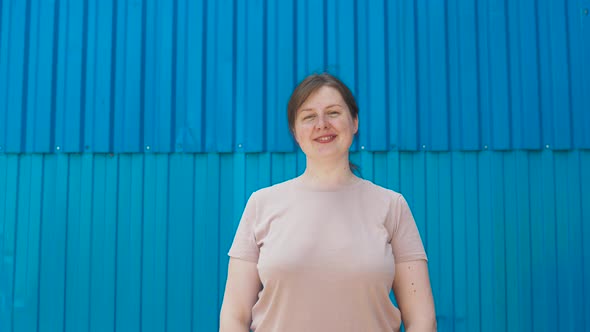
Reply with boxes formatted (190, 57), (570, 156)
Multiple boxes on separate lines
(287, 73), (358, 135)
(287, 73), (360, 173)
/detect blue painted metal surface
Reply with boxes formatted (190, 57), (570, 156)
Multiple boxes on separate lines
(0, 151), (589, 331)
(1, 0), (589, 153)
(1, 1), (590, 332)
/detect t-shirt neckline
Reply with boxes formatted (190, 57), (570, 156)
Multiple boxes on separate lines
(291, 176), (366, 192)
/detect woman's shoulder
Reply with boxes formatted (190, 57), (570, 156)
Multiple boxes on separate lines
(250, 178), (299, 201)
(358, 179), (403, 201)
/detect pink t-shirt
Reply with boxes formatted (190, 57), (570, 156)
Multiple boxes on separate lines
(228, 177), (427, 332)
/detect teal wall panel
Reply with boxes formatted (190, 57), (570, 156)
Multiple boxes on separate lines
(1, 0), (590, 153)
(1, 151), (589, 331)
(1, 5), (588, 332)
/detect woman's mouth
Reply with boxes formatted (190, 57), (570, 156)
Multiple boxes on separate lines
(315, 135), (336, 143)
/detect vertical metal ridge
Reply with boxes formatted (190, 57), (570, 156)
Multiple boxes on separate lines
(448, 152), (456, 329)
(383, 0), (390, 147)
(170, 0), (178, 152)
(163, 154), (170, 329)
(504, 0), (513, 149)
(563, 0), (574, 149)
(232, 0), (238, 152)
(444, 0), (451, 150)
(0, 0), (3, 51)
(111, 154), (119, 332)
(525, 153), (533, 332)
(352, 0), (358, 96)
(525, 151), (536, 331)
(0, 0), (7, 152)
(262, 0), (268, 151)
(137, 154), (144, 332)
(80, 0), (89, 152)
(584, 150), (590, 330)
(501, 153), (509, 331)
(548, 151), (559, 331)
(213, 155), (222, 319)
(86, 154), (95, 332)
(322, 0), (327, 68)
(181, 0), (190, 151)
(478, 0), (489, 150)
(20, 0), (32, 152)
(550, 151), (561, 329)
(0, 158), (6, 329)
(139, 0), (147, 151)
(34, 155), (46, 332)
(473, 152), (482, 332)
(175, 0), (186, 153)
(473, 0), (482, 150)
(291, 0), (297, 87)
(9, 156), (21, 332)
(412, 0), (420, 151)
(108, 0), (117, 153)
(199, 0), (207, 152)
(61, 155), (70, 332)
(26, 0), (37, 153)
(189, 153), (196, 332)
(533, 0), (543, 150)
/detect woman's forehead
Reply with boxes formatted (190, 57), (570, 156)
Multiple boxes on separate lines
(299, 86), (345, 110)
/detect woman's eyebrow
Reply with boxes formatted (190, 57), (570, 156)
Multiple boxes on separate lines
(299, 104), (343, 113)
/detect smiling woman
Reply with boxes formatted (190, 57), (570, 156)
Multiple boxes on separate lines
(219, 73), (437, 332)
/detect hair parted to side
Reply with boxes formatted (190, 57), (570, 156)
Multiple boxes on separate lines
(287, 73), (358, 135)
(287, 72), (361, 174)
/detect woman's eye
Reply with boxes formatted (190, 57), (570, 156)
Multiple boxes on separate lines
(328, 111), (340, 117)
(302, 115), (315, 121)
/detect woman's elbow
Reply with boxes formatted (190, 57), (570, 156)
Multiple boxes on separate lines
(404, 316), (437, 332)
(219, 307), (251, 332)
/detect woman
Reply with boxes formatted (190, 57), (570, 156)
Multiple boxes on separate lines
(220, 73), (436, 332)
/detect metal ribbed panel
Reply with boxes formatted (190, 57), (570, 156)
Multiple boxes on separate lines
(1, 151), (588, 331)
(1, 0), (589, 153)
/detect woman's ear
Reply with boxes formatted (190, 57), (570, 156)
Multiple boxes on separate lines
(353, 117), (359, 135)
(292, 129), (301, 146)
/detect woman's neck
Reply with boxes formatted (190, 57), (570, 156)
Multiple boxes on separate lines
(299, 157), (358, 189)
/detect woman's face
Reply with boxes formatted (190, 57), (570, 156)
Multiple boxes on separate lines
(294, 86), (358, 161)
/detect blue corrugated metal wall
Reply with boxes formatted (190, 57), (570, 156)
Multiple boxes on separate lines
(1, 0), (589, 331)
(1, 151), (589, 331)
(1, 0), (589, 153)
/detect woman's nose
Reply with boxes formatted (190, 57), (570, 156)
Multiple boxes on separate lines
(315, 115), (329, 129)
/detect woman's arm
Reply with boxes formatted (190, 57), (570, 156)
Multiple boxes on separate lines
(219, 258), (262, 332)
(393, 260), (437, 332)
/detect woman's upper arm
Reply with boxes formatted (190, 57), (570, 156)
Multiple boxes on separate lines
(220, 257), (262, 327)
(392, 260), (437, 331)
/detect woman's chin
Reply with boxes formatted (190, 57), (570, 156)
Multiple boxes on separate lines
(308, 150), (349, 161)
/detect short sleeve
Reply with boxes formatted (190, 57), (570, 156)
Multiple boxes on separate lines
(389, 194), (428, 263)
(228, 192), (260, 262)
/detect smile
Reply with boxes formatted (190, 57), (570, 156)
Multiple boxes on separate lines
(315, 135), (336, 143)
